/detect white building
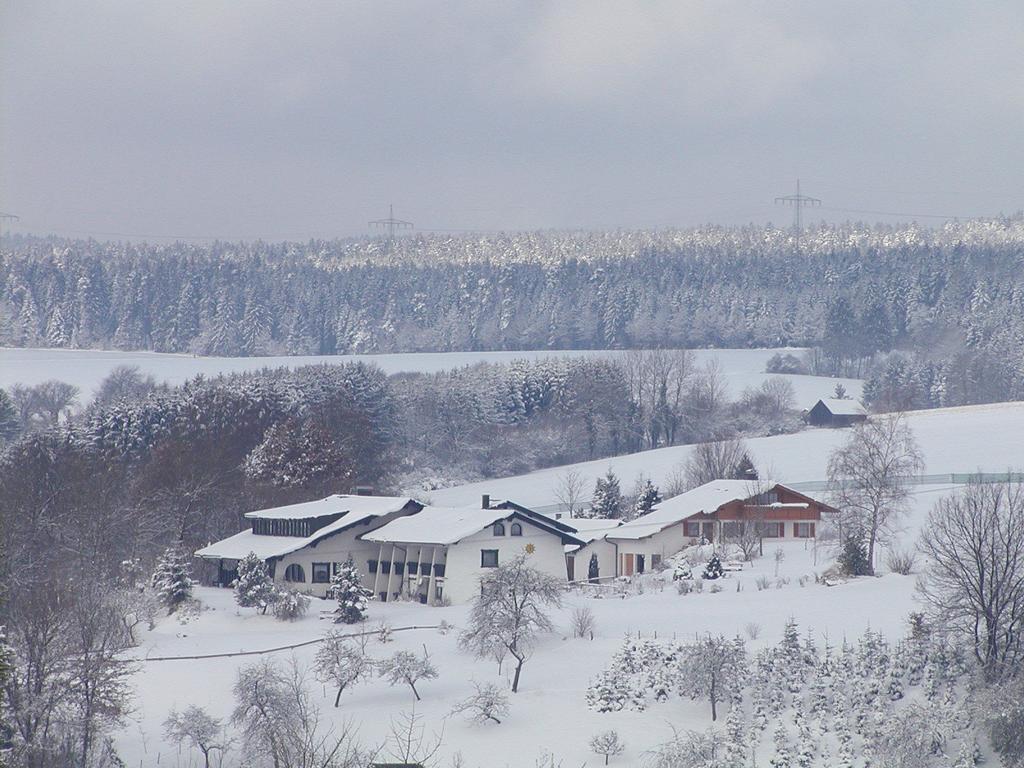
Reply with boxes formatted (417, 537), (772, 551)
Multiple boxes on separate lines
(562, 518), (623, 583)
(195, 494), (583, 605)
(363, 503), (583, 605)
(194, 494), (422, 597)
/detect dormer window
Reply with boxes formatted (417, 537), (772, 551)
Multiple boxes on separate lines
(493, 522), (506, 536)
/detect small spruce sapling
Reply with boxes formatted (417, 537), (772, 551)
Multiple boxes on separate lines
(152, 545), (194, 613)
(703, 554), (725, 580)
(232, 552), (276, 614)
(331, 556), (373, 624)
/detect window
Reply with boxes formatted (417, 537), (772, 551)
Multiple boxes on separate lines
(493, 522), (506, 536)
(407, 561), (418, 575)
(794, 522), (815, 538)
(312, 563), (331, 583)
(381, 560), (391, 574)
(755, 492), (779, 506)
(721, 521), (741, 540)
(393, 561), (404, 575)
(481, 549), (499, 568)
(685, 521), (701, 538)
(433, 563), (446, 577)
(284, 564), (305, 583)
(763, 522), (784, 538)
(367, 559), (378, 574)
(651, 554), (662, 569)
(510, 522), (523, 537)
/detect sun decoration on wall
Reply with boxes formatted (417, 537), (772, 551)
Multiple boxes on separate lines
(524, 543), (535, 554)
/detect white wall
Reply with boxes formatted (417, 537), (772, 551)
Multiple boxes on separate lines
(568, 539), (617, 582)
(608, 522), (689, 575)
(441, 516), (569, 605)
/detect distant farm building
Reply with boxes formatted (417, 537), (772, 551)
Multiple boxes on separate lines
(806, 398), (868, 427)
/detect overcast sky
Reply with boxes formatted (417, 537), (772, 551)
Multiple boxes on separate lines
(2, 2), (1022, 241)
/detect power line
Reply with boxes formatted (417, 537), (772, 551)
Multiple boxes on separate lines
(368, 204), (413, 250)
(0, 212), (19, 238)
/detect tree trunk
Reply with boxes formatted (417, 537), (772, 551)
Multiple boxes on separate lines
(511, 656), (525, 693)
(411, 682), (421, 701)
(335, 686), (343, 707)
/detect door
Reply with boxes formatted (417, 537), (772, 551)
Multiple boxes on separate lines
(636, 554), (645, 574)
(566, 555), (575, 582)
(623, 553), (634, 576)
(702, 522), (715, 542)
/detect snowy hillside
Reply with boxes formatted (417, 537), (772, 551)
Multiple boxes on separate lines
(421, 401), (1024, 509)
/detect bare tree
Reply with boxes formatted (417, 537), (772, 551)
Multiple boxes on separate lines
(589, 730), (625, 765)
(552, 468), (586, 518)
(32, 380), (79, 425)
(164, 705), (231, 768)
(450, 681), (510, 724)
(232, 657), (368, 768)
(619, 349), (694, 448)
(381, 709), (443, 767)
(92, 365), (158, 407)
(676, 635), (746, 721)
(570, 606), (596, 639)
(459, 554), (562, 693)
(827, 414), (924, 574)
(378, 650), (438, 702)
(684, 437), (750, 489)
(917, 480), (1024, 680)
(314, 633), (374, 707)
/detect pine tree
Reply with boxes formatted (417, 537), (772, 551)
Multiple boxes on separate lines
(152, 545), (194, 613)
(702, 554), (725, 580)
(590, 469), (624, 519)
(724, 702), (748, 768)
(331, 556), (372, 624)
(632, 477), (661, 519)
(232, 552), (276, 614)
(769, 724), (792, 768)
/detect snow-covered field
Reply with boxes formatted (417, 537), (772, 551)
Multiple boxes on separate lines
(0, 346), (861, 410)
(119, 513), (933, 768)
(113, 398), (1024, 766)
(420, 401), (1024, 509)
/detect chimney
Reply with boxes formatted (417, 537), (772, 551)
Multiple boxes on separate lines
(481, 494), (490, 509)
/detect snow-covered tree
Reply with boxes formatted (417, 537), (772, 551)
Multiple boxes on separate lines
(589, 729), (625, 765)
(631, 477), (661, 519)
(703, 554), (725, 580)
(590, 469), (624, 519)
(459, 554), (562, 693)
(151, 545), (194, 613)
(378, 650), (438, 701)
(450, 681), (510, 725)
(163, 705), (230, 768)
(232, 552), (276, 614)
(587, 669), (627, 712)
(678, 634), (747, 721)
(271, 589), (309, 621)
(331, 556), (373, 624)
(314, 633), (374, 707)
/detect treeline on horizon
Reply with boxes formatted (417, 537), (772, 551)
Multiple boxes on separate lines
(2, 217), (1023, 407)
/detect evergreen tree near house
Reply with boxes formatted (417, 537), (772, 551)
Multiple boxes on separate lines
(232, 552), (276, 614)
(702, 554), (725, 580)
(590, 469), (624, 519)
(152, 545), (194, 613)
(331, 556), (372, 624)
(588, 552), (600, 583)
(632, 477), (661, 519)
(838, 535), (871, 576)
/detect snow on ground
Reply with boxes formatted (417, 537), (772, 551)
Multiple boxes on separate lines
(118, 527), (927, 768)
(421, 401), (1024, 509)
(0, 346), (860, 410)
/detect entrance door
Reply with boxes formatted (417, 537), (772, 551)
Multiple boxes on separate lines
(623, 553), (635, 576)
(636, 554), (645, 574)
(702, 522), (715, 542)
(566, 555), (575, 582)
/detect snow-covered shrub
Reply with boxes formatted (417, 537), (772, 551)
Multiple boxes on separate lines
(376, 622), (393, 643)
(745, 622), (762, 640)
(703, 555), (724, 580)
(756, 575), (771, 591)
(710, 583), (723, 593)
(676, 580), (692, 595)
(571, 606), (596, 639)
(437, 620), (453, 635)
(232, 552), (276, 614)
(151, 545), (194, 613)
(271, 589), (309, 621)
(450, 681), (509, 724)
(886, 547), (917, 575)
(693, 579), (704, 593)
(331, 556), (372, 624)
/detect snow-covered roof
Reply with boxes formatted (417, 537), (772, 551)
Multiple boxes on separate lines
(562, 518), (623, 548)
(363, 507), (517, 545)
(607, 480), (769, 540)
(815, 398), (867, 416)
(365, 505), (585, 547)
(196, 495), (419, 562)
(243, 494), (414, 520)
